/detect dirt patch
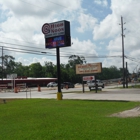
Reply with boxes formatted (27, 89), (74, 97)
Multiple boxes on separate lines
(110, 107), (140, 118)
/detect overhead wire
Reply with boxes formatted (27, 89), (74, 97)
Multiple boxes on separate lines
(0, 41), (101, 57)
(45, 0), (67, 8)
(18, 0), (63, 12)
(125, 55), (140, 63)
(1, 39), (138, 63)
(0, 40), (124, 58)
(0, 45), (123, 59)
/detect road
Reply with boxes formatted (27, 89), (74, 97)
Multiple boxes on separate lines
(0, 84), (140, 101)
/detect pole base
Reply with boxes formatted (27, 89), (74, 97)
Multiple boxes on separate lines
(57, 92), (63, 100)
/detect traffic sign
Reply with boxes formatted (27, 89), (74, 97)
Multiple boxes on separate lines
(83, 76), (95, 81)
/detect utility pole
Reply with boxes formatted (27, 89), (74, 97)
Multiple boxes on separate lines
(120, 16), (125, 88)
(2, 46), (4, 82)
(0, 46), (4, 83)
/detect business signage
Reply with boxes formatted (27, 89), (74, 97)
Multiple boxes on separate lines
(42, 20), (71, 49)
(45, 35), (71, 48)
(42, 20), (70, 38)
(76, 63), (102, 74)
(83, 76), (95, 81)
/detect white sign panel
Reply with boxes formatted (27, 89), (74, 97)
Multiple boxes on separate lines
(83, 76), (95, 81)
(42, 21), (65, 38)
(7, 74), (17, 79)
(76, 63), (102, 74)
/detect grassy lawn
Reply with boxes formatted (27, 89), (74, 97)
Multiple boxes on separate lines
(0, 99), (140, 140)
(111, 83), (140, 89)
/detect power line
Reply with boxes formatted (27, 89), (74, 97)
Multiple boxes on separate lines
(0, 41), (125, 59)
(0, 41), (104, 57)
(0, 45), (123, 59)
(18, 0), (54, 12)
(125, 55), (140, 63)
(45, 0), (67, 8)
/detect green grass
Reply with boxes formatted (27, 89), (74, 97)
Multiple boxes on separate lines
(0, 99), (140, 140)
(111, 84), (140, 89)
(130, 84), (140, 88)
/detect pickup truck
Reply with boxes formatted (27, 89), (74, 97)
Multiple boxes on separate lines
(87, 80), (104, 90)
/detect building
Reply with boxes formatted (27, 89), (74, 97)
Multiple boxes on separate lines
(0, 77), (57, 88)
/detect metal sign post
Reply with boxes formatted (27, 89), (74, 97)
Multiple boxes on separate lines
(56, 47), (62, 99)
(7, 74), (17, 92)
(82, 76), (95, 93)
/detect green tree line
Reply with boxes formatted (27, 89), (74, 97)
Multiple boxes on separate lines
(0, 55), (126, 83)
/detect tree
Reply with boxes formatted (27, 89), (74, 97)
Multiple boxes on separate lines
(68, 55), (86, 69)
(98, 66), (122, 80)
(28, 62), (43, 77)
(65, 55), (86, 83)
(60, 63), (71, 82)
(14, 62), (30, 77)
(43, 61), (55, 77)
(0, 55), (16, 78)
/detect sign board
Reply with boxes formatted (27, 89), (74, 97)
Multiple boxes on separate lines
(76, 63), (102, 74)
(42, 20), (71, 48)
(7, 74), (17, 79)
(45, 35), (71, 48)
(42, 20), (70, 38)
(83, 76), (95, 81)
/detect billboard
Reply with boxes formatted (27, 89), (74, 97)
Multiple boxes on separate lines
(42, 20), (71, 48)
(42, 20), (70, 38)
(76, 63), (102, 74)
(45, 35), (71, 48)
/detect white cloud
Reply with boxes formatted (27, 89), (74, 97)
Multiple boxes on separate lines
(93, 0), (140, 40)
(77, 13), (97, 33)
(93, 14), (120, 40)
(94, 0), (108, 7)
(71, 37), (97, 55)
(107, 36), (122, 51)
(16, 56), (56, 66)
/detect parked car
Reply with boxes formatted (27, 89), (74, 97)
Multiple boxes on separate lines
(87, 80), (104, 90)
(47, 82), (57, 87)
(63, 82), (75, 88)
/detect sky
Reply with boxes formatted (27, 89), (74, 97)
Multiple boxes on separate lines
(0, 0), (140, 73)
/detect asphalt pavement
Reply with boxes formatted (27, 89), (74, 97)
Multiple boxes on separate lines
(0, 86), (140, 101)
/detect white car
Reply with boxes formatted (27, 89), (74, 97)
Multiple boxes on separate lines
(47, 82), (57, 87)
(87, 80), (104, 90)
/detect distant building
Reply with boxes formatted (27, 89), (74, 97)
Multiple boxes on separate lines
(0, 77), (57, 88)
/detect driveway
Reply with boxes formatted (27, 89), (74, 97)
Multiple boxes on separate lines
(0, 87), (140, 101)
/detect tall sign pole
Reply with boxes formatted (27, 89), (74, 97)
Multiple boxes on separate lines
(56, 47), (62, 98)
(42, 20), (71, 100)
